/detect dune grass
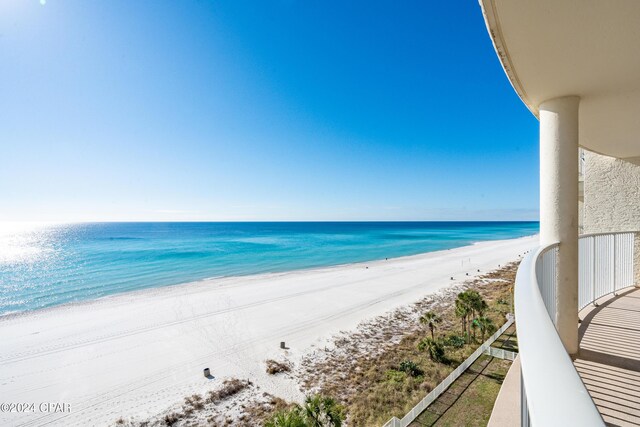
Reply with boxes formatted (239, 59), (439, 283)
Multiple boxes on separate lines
(302, 262), (519, 426)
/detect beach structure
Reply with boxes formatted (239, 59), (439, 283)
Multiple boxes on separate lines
(479, 1), (640, 425)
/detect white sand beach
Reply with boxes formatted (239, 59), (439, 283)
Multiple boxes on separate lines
(0, 235), (537, 426)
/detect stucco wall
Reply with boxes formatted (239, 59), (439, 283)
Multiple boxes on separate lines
(582, 150), (640, 285)
(578, 200), (584, 234)
(582, 151), (640, 233)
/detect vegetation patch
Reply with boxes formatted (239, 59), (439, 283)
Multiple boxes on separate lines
(115, 378), (254, 426)
(264, 394), (345, 427)
(244, 393), (299, 425)
(207, 378), (251, 403)
(299, 262), (518, 426)
(443, 334), (466, 349)
(162, 412), (182, 426)
(265, 359), (292, 375)
(398, 360), (424, 377)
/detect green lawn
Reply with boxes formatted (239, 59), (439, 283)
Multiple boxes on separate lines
(490, 325), (518, 352)
(410, 355), (511, 427)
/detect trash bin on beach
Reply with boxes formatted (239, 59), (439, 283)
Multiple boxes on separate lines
(203, 368), (210, 377)
(280, 341), (286, 349)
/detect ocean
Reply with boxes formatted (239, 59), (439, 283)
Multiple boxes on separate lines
(0, 221), (538, 316)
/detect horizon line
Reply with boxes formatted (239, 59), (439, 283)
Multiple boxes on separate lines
(0, 219), (541, 224)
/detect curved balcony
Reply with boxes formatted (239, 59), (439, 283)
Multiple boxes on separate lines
(516, 232), (637, 426)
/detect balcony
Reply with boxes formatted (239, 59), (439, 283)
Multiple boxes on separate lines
(576, 288), (640, 425)
(515, 232), (639, 426)
(477, 1), (640, 425)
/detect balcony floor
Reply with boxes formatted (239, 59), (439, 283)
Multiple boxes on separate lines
(576, 287), (640, 427)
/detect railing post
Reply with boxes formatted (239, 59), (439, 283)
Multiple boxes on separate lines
(634, 233), (638, 287)
(521, 371), (530, 427)
(592, 236), (597, 306)
(613, 234), (618, 295)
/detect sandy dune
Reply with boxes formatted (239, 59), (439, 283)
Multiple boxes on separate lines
(0, 235), (537, 426)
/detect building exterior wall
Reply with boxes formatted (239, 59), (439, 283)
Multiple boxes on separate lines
(582, 151), (640, 233)
(578, 200), (584, 234)
(581, 150), (640, 285)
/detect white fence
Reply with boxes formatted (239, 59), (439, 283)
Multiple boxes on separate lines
(484, 346), (517, 361)
(383, 316), (514, 427)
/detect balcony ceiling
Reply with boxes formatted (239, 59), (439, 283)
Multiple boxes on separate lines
(480, 0), (640, 159)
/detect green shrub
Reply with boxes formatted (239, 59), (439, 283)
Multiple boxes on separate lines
(444, 334), (466, 348)
(398, 360), (423, 377)
(417, 338), (446, 363)
(265, 408), (306, 427)
(264, 394), (345, 427)
(385, 369), (406, 382)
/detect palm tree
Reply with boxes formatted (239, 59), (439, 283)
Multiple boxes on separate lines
(398, 360), (423, 377)
(472, 295), (488, 318)
(265, 407), (306, 427)
(470, 317), (479, 341)
(418, 337), (445, 362)
(456, 290), (489, 342)
(464, 290), (487, 318)
(265, 395), (345, 427)
(302, 395), (345, 427)
(419, 311), (442, 340)
(455, 292), (472, 339)
(475, 316), (497, 342)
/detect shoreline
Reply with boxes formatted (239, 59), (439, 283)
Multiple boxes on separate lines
(0, 234), (538, 426)
(0, 234), (538, 321)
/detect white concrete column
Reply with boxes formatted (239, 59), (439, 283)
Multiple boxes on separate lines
(539, 96), (580, 355)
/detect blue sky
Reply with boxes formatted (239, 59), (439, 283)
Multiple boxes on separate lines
(0, 1), (539, 222)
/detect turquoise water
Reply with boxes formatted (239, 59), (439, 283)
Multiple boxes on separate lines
(0, 222), (538, 316)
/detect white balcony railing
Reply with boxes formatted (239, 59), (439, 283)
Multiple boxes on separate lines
(578, 232), (635, 309)
(517, 232), (636, 426)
